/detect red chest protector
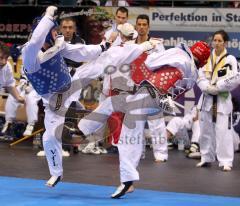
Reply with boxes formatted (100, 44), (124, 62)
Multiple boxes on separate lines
(130, 52), (183, 94)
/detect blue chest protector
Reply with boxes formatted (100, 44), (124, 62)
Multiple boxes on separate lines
(25, 53), (71, 95)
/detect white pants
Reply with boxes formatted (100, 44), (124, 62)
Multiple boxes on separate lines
(233, 129), (240, 151)
(5, 86), (41, 124)
(191, 120), (200, 143)
(167, 116), (200, 144)
(42, 61), (104, 177)
(79, 87), (162, 182)
(199, 111), (234, 167)
(167, 117), (185, 136)
(42, 105), (65, 177)
(42, 88), (81, 177)
(118, 89), (162, 182)
(118, 116), (168, 182)
(147, 116), (168, 160)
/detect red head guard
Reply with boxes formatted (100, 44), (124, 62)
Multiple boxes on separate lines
(190, 41), (210, 68)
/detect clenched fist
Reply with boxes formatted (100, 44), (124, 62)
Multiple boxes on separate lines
(45, 6), (58, 20)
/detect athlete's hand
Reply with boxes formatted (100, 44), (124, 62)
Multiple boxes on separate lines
(45, 6), (58, 20)
(140, 41), (154, 52)
(206, 85), (218, 95)
(100, 40), (111, 52)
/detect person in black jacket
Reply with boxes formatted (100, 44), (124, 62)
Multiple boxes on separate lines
(60, 17), (86, 154)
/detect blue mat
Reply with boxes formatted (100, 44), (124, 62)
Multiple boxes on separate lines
(0, 176), (239, 206)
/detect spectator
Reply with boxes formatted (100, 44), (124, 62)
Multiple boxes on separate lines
(0, 42), (25, 134)
(60, 17), (85, 69)
(104, 6), (128, 46)
(196, 30), (238, 171)
(1, 65), (41, 137)
(167, 106), (201, 159)
(60, 17), (86, 155)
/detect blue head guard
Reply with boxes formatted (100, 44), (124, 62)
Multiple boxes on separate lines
(31, 16), (58, 46)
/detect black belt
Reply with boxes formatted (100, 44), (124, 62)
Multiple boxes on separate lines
(212, 95), (217, 123)
(54, 94), (63, 111)
(112, 87), (138, 95)
(140, 81), (157, 98)
(146, 85), (156, 98)
(228, 113), (232, 130)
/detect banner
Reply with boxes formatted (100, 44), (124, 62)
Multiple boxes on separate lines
(150, 7), (240, 31)
(104, 7), (240, 58)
